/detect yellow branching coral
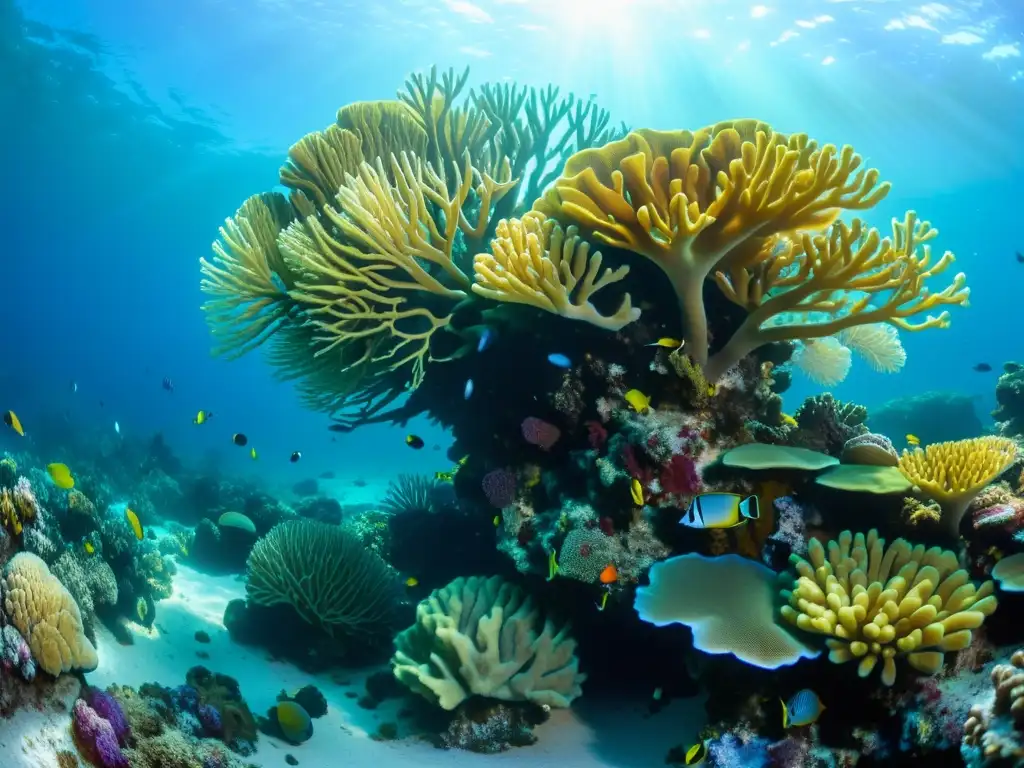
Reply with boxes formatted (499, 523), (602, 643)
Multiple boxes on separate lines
(534, 122), (890, 367)
(336, 100), (427, 167)
(780, 529), (998, 686)
(279, 124), (365, 210)
(471, 213), (640, 331)
(898, 437), (1017, 539)
(200, 193), (298, 359)
(282, 150), (515, 392)
(710, 211), (969, 381)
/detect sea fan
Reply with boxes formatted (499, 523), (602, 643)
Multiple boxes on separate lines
(837, 324), (906, 373)
(792, 337), (852, 386)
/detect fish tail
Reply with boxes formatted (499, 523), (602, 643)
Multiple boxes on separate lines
(740, 495), (760, 521)
(780, 698), (788, 729)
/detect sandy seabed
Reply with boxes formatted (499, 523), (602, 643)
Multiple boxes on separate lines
(5, 555), (702, 768)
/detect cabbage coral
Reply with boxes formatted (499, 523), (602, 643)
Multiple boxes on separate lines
(780, 529), (997, 686)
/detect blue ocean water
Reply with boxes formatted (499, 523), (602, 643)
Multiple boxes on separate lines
(3, 0), (1022, 484)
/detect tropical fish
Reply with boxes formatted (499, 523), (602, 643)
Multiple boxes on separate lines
(125, 507), (144, 540)
(493, 515), (500, 526)
(546, 550), (559, 581)
(599, 564), (618, 584)
(680, 493), (759, 529)
(477, 327), (494, 353)
(596, 591), (609, 611)
(406, 435), (424, 449)
(547, 353), (572, 368)
(194, 410), (212, 425)
(646, 337), (682, 349)
(435, 470), (454, 482)
(781, 413), (798, 427)
(464, 379), (474, 399)
(47, 463), (74, 490)
(404, 577), (418, 587)
(84, 541), (95, 555)
(684, 741), (708, 765)
(232, 433), (248, 446)
(906, 434), (920, 447)
(250, 447), (258, 460)
(290, 451), (302, 463)
(782, 689), (825, 728)
(275, 700), (313, 744)
(4, 410), (24, 436)
(624, 389), (651, 413)
(973, 363), (992, 372)
(630, 478), (644, 506)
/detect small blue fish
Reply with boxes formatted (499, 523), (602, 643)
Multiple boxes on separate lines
(679, 493), (758, 529)
(464, 379), (474, 399)
(547, 353), (572, 368)
(477, 327), (494, 353)
(782, 689), (825, 728)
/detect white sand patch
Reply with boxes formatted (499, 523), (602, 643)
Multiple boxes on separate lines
(2, 675), (81, 768)
(68, 563), (701, 767)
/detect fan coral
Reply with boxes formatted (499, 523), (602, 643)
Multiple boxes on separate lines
(791, 337), (852, 387)
(837, 323), (907, 373)
(246, 519), (398, 640)
(392, 575), (585, 710)
(780, 529), (997, 686)
(898, 437), (1017, 539)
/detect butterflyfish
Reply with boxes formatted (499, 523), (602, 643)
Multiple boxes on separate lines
(630, 477), (644, 506)
(275, 700), (313, 744)
(782, 689), (825, 728)
(684, 741), (708, 765)
(250, 447), (258, 460)
(47, 463), (74, 490)
(680, 493), (759, 529)
(194, 410), (212, 425)
(624, 389), (651, 413)
(906, 434), (920, 447)
(406, 435), (424, 449)
(4, 410), (24, 436)
(232, 433), (248, 446)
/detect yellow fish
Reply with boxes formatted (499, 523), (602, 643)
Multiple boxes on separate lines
(624, 389), (651, 413)
(404, 577), (418, 587)
(493, 515), (500, 526)
(546, 550), (559, 581)
(435, 469), (455, 482)
(781, 413), (798, 427)
(596, 591), (609, 611)
(458, 455), (469, 466)
(125, 508), (144, 540)
(646, 337), (683, 349)
(4, 410), (24, 436)
(194, 410), (211, 425)
(250, 447), (258, 460)
(684, 741), (708, 765)
(47, 463), (74, 490)
(84, 541), (95, 555)
(906, 434), (920, 447)
(630, 477), (644, 506)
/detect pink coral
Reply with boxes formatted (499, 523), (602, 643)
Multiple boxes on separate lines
(521, 417), (561, 451)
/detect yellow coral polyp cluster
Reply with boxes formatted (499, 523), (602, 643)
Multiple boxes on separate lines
(471, 213), (640, 331)
(1, 482), (37, 536)
(898, 437), (1017, 538)
(780, 529), (997, 686)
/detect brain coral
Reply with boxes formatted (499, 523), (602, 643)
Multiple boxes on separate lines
(392, 574), (586, 710)
(2, 552), (99, 676)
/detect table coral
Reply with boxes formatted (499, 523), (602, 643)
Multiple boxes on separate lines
(392, 574), (585, 710)
(780, 529), (997, 686)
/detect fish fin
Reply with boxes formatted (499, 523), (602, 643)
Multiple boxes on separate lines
(740, 495), (760, 520)
(781, 698), (788, 729)
(695, 497), (705, 527)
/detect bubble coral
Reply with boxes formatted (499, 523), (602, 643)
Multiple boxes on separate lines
(780, 529), (997, 686)
(898, 437), (1017, 539)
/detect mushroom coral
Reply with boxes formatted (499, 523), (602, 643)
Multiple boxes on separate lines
(780, 529), (997, 686)
(534, 122), (969, 381)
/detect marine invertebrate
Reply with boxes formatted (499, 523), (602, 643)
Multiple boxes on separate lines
(963, 648), (1024, 764)
(246, 519), (397, 639)
(556, 528), (614, 584)
(815, 464), (913, 494)
(381, 473), (437, 515)
(392, 574), (585, 710)
(841, 433), (898, 467)
(481, 469), (517, 509)
(73, 698), (129, 768)
(780, 529), (997, 686)
(2, 552), (98, 676)
(898, 437), (1017, 538)
(791, 337), (852, 387)
(721, 442), (838, 471)
(636, 553), (820, 669)
(1, 476), (38, 536)
(471, 213), (639, 330)
(993, 361), (1024, 438)
(837, 322), (906, 373)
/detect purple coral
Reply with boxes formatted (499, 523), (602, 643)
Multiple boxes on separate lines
(84, 687), (130, 745)
(482, 469), (516, 508)
(171, 684), (200, 713)
(1, 625), (35, 681)
(198, 703), (223, 736)
(73, 699), (129, 768)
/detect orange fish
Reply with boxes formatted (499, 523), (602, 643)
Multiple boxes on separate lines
(599, 564), (618, 584)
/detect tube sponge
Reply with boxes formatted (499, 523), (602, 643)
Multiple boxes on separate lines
(779, 529), (997, 686)
(392, 575), (586, 710)
(634, 553), (820, 669)
(2, 552), (98, 676)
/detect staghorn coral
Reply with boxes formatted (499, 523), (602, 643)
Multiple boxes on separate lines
(898, 437), (1018, 539)
(471, 212), (639, 330)
(392, 575), (585, 710)
(246, 519), (398, 640)
(3, 552), (99, 676)
(780, 529), (997, 686)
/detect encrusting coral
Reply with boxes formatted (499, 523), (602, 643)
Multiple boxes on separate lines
(2, 552), (99, 676)
(897, 437), (1017, 539)
(780, 529), (997, 686)
(392, 574), (585, 710)
(534, 123), (969, 380)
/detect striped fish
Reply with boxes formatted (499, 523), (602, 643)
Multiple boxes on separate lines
(680, 493), (759, 529)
